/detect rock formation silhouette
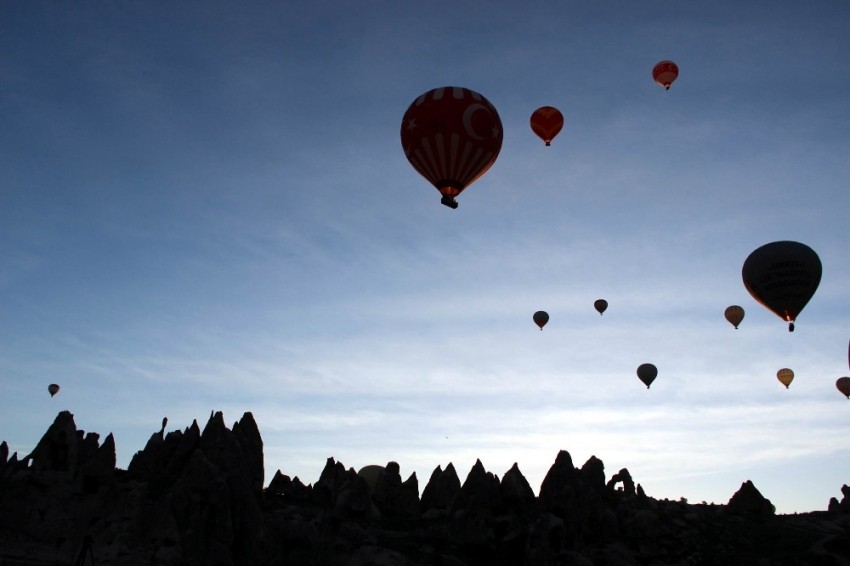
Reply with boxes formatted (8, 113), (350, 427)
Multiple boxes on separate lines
(1, 412), (849, 565)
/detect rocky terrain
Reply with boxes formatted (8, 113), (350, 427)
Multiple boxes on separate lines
(2, 412), (849, 565)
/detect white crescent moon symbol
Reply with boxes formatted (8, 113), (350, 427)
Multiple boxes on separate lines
(462, 103), (491, 140)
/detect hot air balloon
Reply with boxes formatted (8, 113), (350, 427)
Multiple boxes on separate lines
(742, 241), (822, 332)
(357, 465), (385, 494)
(530, 106), (564, 146)
(48, 384), (60, 397)
(776, 368), (794, 389)
(724, 305), (745, 329)
(533, 310), (549, 331)
(837, 377), (850, 399)
(401, 86), (503, 209)
(652, 60), (679, 90)
(636, 363), (657, 389)
(594, 299), (608, 315)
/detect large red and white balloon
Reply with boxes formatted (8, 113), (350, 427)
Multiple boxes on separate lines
(401, 87), (503, 208)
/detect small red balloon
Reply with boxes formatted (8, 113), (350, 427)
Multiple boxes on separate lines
(530, 106), (564, 146)
(401, 87), (503, 208)
(652, 60), (679, 90)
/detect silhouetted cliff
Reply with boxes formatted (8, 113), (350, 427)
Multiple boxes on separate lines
(2, 412), (849, 565)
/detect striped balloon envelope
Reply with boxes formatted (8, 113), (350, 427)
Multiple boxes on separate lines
(401, 86), (503, 209)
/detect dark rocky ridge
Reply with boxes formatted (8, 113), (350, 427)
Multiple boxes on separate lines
(1, 412), (849, 565)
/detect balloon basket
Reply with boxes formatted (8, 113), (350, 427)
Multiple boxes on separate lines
(440, 196), (458, 209)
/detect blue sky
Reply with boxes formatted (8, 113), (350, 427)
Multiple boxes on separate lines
(2, 1), (849, 513)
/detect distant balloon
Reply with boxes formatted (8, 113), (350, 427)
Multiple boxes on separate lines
(652, 60), (679, 90)
(357, 465), (385, 494)
(48, 384), (60, 397)
(594, 299), (608, 315)
(837, 377), (850, 399)
(724, 305), (745, 329)
(742, 241), (822, 332)
(533, 310), (549, 331)
(636, 363), (657, 389)
(530, 106), (564, 146)
(776, 368), (794, 389)
(401, 86), (503, 209)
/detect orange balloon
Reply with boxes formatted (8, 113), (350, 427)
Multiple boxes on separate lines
(533, 310), (549, 330)
(401, 87), (503, 209)
(776, 368), (794, 389)
(724, 305), (745, 329)
(530, 106), (564, 146)
(652, 60), (679, 90)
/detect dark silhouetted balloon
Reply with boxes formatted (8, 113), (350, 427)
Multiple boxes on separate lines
(776, 368), (794, 389)
(357, 465), (385, 494)
(48, 384), (59, 397)
(593, 299), (608, 315)
(533, 311), (549, 331)
(401, 86), (503, 209)
(837, 377), (850, 399)
(742, 241), (822, 332)
(724, 305), (745, 329)
(530, 106), (564, 146)
(637, 363), (657, 389)
(652, 60), (679, 90)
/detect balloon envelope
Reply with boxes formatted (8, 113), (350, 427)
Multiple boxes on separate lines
(636, 363), (657, 389)
(594, 299), (608, 315)
(776, 368), (794, 389)
(48, 384), (60, 397)
(742, 241), (821, 331)
(530, 106), (564, 146)
(652, 60), (678, 90)
(401, 86), (503, 208)
(357, 465), (385, 493)
(837, 377), (850, 399)
(724, 305), (745, 329)
(533, 310), (549, 330)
